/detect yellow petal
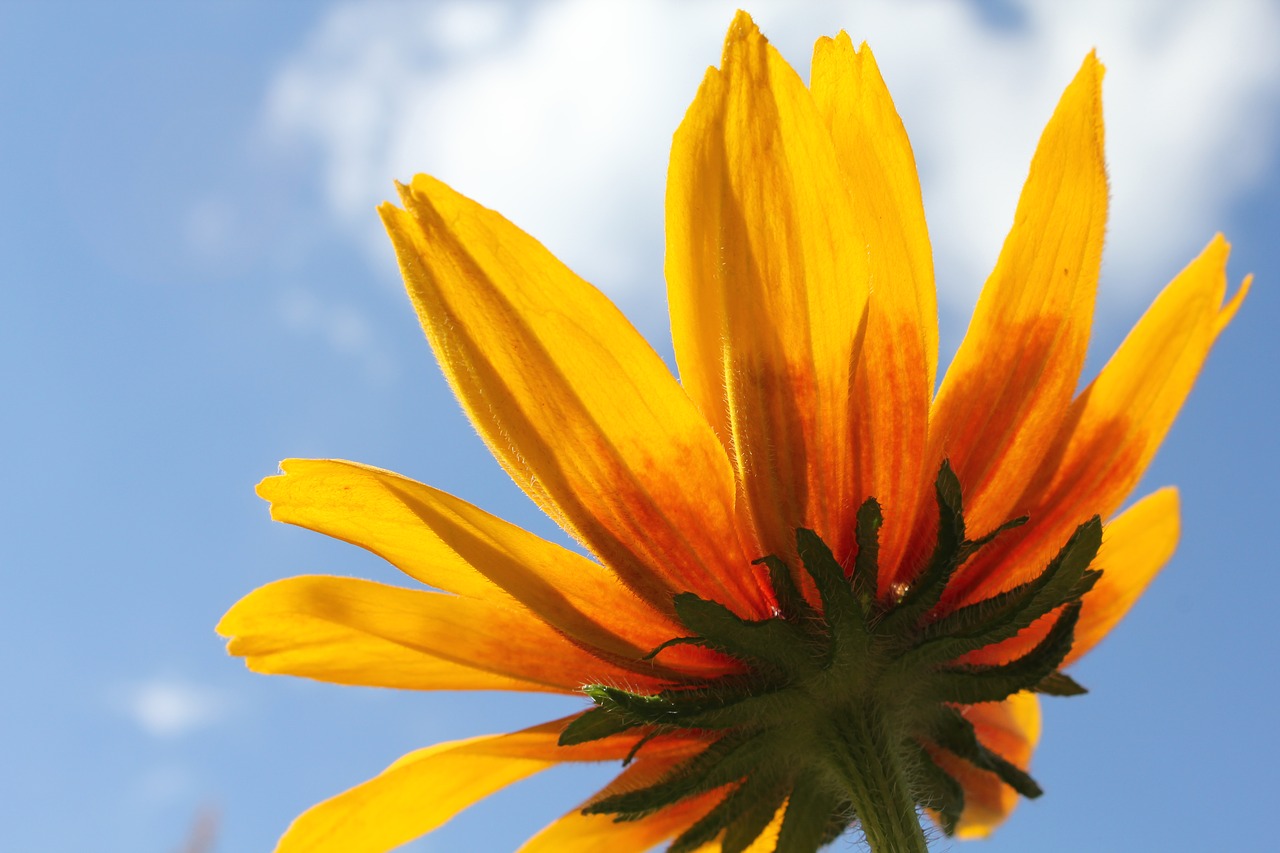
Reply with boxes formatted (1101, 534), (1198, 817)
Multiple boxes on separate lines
(256, 458), (704, 669)
(809, 35), (936, 584)
(276, 717), (652, 853)
(218, 575), (670, 692)
(381, 178), (765, 619)
(924, 53), (1107, 555)
(930, 692), (1041, 839)
(1065, 488), (1180, 666)
(952, 236), (1247, 604)
(665, 11), (869, 564)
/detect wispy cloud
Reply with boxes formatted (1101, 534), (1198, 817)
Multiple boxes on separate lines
(277, 287), (397, 384)
(114, 678), (231, 739)
(262, 0), (1280, 310)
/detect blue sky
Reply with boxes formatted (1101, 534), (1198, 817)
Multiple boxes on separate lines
(2, 1), (1277, 851)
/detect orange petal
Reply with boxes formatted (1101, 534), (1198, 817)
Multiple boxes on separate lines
(255, 458), (708, 669)
(381, 178), (765, 619)
(217, 575), (671, 693)
(953, 236), (1247, 604)
(929, 693), (1041, 839)
(275, 717), (661, 853)
(923, 53), (1107, 561)
(665, 11), (869, 564)
(1066, 488), (1180, 665)
(809, 35), (936, 584)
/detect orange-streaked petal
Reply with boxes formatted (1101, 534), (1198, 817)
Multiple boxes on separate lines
(1066, 488), (1180, 665)
(930, 693), (1041, 839)
(809, 34), (936, 583)
(953, 236), (1247, 604)
(381, 178), (765, 619)
(666, 11), (869, 564)
(275, 717), (673, 853)
(217, 575), (672, 693)
(921, 53), (1107, 573)
(255, 458), (697, 667)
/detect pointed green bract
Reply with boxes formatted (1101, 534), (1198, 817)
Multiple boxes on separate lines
(721, 782), (790, 853)
(1035, 670), (1088, 696)
(567, 461), (1100, 851)
(927, 601), (1082, 705)
(775, 775), (845, 853)
(672, 592), (817, 676)
(668, 775), (784, 853)
(908, 740), (965, 834)
(928, 706), (1043, 799)
(852, 498), (883, 604)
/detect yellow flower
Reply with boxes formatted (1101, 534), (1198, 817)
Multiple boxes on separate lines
(220, 11), (1250, 853)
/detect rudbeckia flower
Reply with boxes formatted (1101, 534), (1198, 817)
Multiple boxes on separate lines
(220, 11), (1250, 852)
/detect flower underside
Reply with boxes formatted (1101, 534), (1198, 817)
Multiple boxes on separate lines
(561, 461), (1100, 852)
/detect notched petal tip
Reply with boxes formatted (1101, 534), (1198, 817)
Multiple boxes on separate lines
(254, 458), (323, 522)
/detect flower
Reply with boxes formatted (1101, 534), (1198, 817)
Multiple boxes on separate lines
(219, 11), (1250, 853)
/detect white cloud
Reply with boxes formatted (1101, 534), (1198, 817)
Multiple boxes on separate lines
(277, 288), (397, 384)
(116, 679), (230, 739)
(262, 0), (1280, 312)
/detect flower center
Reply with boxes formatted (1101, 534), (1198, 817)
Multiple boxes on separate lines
(560, 462), (1102, 852)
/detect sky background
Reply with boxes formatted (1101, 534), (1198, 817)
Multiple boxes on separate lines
(1, 1), (1277, 851)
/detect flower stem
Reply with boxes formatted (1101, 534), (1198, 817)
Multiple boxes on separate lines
(824, 704), (929, 853)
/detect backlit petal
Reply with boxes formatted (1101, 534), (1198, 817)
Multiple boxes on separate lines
(381, 178), (764, 618)
(931, 692), (1041, 839)
(953, 236), (1247, 604)
(666, 11), (869, 564)
(809, 35), (936, 583)
(923, 53), (1107, 569)
(275, 718), (660, 853)
(256, 458), (702, 668)
(218, 576), (670, 693)
(1066, 488), (1180, 666)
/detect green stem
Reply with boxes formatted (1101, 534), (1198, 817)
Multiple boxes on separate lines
(823, 705), (928, 853)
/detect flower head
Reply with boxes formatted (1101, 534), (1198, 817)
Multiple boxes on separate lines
(220, 12), (1249, 852)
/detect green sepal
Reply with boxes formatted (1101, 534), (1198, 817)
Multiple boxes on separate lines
(901, 516), (1103, 669)
(928, 706), (1042, 799)
(774, 774), (844, 853)
(640, 635), (707, 662)
(668, 775), (785, 853)
(753, 553), (819, 625)
(583, 731), (768, 820)
(557, 703), (642, 747)
(721, 781), (790, 853)
(879, 461), (968, 634)
(796, 528), (869, 659)
(927, 600), (1082, 705)
(589, 679), (798, 732)
(852, 497), (883, 606)
(1034, 670), (1088, 696)
(672, 592), (817, 677)
(907, 740), (964, 835)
